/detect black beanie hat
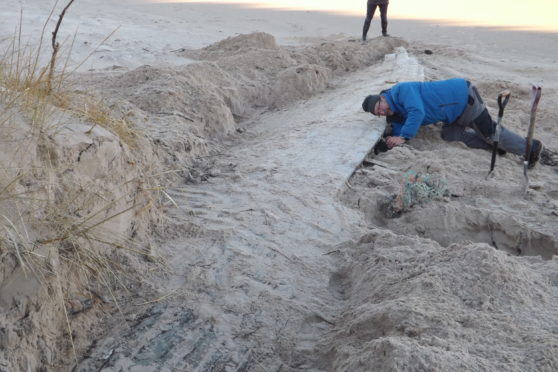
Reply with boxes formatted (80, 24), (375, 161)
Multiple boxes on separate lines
(362, 94), (381, 114)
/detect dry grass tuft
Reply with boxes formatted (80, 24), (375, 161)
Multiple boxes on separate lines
(67, 93), (142, 148)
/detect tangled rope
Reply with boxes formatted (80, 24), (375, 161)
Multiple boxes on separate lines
(380, 170), (449, 218)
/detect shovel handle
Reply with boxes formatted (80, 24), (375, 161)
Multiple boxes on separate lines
(497, 90), (511, 118)
(525, 85), (542, 158)
(487, 90), (511, 178)
(530, 85), (542, 113)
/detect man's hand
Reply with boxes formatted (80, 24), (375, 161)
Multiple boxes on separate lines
(386, 136), (406, 148)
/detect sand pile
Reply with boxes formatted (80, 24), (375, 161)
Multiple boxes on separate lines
(77, 33), (405, 180)
(321, 229), (558, 371)
(181, 32), (404, 108)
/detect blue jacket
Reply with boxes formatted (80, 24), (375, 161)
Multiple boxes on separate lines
(382, 78), (469, 139)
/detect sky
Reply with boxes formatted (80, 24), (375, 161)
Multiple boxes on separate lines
(153, 0), (558, 31)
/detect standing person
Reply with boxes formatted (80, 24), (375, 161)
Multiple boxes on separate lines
(361, 78), (543, 168)
(362, 0), (390, 41)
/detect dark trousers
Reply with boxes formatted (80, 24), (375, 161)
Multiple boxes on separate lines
(362, 3), (388, 40)
(441, 83), (527, 155)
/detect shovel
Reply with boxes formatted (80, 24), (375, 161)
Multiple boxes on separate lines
(486, 90), (510, 179)
(523, 84), (542, 189)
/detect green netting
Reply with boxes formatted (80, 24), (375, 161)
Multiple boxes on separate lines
(400, 170), (448, 209)
(380, 170), (449, 218)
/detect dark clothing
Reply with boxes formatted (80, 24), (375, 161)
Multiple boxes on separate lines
(363, 1), (389, 40)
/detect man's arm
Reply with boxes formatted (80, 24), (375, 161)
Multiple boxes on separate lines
(397, 84), (426, 139)
(386, 85), (425, 147)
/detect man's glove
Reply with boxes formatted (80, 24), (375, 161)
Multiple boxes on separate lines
(374, 139), (389, 154)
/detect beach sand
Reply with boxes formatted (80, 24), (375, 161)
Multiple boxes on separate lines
(1, 1), (557, 370)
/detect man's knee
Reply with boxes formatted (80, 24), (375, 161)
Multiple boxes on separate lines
(380, 4), (388, 16)
(472, 109), (495, 139)
(441, 124), (462, 142)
